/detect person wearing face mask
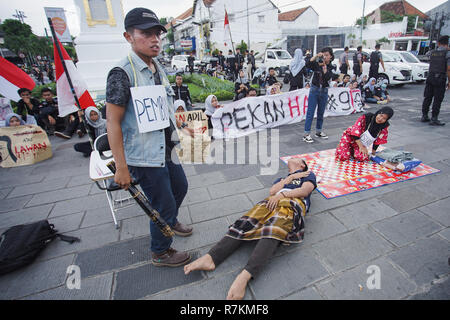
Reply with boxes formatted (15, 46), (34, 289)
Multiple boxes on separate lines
(335, 106), (394, 162)
(105, 7), (194, 268)
(204, 94), (223, 129)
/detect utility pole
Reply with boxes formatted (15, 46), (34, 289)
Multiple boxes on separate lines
(13, 10), (26, 23)
(360, 0), (366, 45)
(247, 0), (250, 51)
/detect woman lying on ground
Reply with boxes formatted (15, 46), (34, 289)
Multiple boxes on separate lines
(184, 158), (317, 300)
(335, 106), (394, 162)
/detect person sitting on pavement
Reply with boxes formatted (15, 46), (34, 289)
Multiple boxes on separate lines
(265, 67), (278, 86)
(266, 82), (282, 95)
(335, 106), (394, 162)
(16, 88), (41, 126)
(172, 74), (193, 110)
(374, 79), (391, 103)
(4, 113), (25, 127)
(338, 74), (351, 87)
(38, 87), (63, 135)
(204, 94), (224, 129)
(184, 158), (317, 300)
(73, 107), (106, 157)
(363, 78), (380, 104)
(234, 70), (250, 101)
(246, 87), (258, 97)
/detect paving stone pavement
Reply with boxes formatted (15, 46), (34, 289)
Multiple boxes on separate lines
(0, 83), (449, 300)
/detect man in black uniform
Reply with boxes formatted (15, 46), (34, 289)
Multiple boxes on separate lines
(369, 44), (385, 80)
(172, 73), (193, 110)
(218, 51), (225, 69)
(187, 51), (195, 74)
(235, 48), (244, 76)
(353, 46), (363, 77)
(421, 35), (450, 126)
(226, 50), (236, 79)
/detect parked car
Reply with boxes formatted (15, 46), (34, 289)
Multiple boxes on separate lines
(255, 49), (292, 76)
(381, 50), (429, 82)
(332, 48), (413, 86)
(171, 55), (200, 72)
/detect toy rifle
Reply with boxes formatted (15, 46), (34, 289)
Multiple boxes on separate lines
(106, 160), (174, 238)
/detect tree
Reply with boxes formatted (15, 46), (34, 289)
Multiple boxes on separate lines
(377, 37), (391, 45)
(236, 40), (247, 52)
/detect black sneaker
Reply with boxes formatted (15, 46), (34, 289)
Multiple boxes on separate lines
(421, 115), (430, 122)
(303, 134), (314, 143)
(429, 119), (445, 126)
(315, 132), (328, 139)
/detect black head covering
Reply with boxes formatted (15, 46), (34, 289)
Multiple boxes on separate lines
(364, 106), (394, 137)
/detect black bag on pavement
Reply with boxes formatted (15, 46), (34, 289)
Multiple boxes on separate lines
(0, 220), (80, 276)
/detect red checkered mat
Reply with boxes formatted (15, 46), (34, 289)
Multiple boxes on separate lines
(281, 149), (440, 199)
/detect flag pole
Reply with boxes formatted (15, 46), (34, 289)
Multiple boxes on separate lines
(47, 17), (94, 148)
(224, 6), (242, 83)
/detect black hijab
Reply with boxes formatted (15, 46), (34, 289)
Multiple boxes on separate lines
(364, 107), (394, 137)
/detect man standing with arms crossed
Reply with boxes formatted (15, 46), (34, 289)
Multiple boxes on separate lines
(106, 7), (193, 267)
(421, 35), (450, 126)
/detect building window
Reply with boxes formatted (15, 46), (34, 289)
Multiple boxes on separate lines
(258, 15), (265, 23)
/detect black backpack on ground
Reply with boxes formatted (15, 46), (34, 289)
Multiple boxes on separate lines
(0, 220), (80, 276)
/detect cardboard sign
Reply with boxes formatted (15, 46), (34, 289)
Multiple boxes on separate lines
(0, 125), (52, 168)
(174, 110), (210, 163)
(211, 88), (364, 139)
(130, 85), (170, 133)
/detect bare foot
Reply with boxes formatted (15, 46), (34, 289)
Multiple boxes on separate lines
(227, 269), (252, 300)
(184, 254), (215, 275)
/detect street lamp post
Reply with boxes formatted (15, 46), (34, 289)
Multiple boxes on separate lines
(360, 0), (366, 45)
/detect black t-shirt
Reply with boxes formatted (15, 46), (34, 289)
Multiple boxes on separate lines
(273, 171), (317, 211)
(39, 98), (59, 117)
(106, 63), (176, 161)
(16, 98), (41, 120)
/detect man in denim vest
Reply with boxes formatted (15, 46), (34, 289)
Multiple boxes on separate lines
(106, 8), (193, 267)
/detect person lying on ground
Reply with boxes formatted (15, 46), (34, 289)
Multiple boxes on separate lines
(335, 106), (394, 162)
(184, 158), (316, 300)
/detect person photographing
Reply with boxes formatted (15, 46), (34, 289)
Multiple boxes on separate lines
(303, 47), (334, 143)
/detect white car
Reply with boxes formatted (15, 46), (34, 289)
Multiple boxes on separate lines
(255, 49), (292, 76)
(332, 48), (413, 86)
(381, 50), (429, 82)
(171, 55), (200, 72)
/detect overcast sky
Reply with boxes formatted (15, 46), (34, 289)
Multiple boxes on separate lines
(0, 0), (447, 37)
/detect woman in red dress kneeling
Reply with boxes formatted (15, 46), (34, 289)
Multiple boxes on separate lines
(336, 107), (394, 161)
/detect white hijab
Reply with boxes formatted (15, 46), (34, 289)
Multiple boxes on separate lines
(174, 99), (187, 112)
(204, 95), (217, 116)
(290, 48), (305, 77)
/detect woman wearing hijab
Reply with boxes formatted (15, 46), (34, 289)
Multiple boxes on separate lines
(234, 70), (250, 101)
(204, 94), (224, 129)
(73, 107), (106, 157)
(335, 106), (394, 162)
(364, 77), (382, 104)
(289, 48), (307, 91)
(174, 99), (187, 113)
(4, 113), (25, 127)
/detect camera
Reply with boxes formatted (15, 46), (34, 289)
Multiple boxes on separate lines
(317, 57), (324, 63)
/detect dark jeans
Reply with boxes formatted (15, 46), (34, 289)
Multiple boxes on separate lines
(62, 114), (82, 136)
(208, 236), (280, 277)
(353, 66), (362, 77)
(340, 64), (348, 75)
(129, 160), (188, 254)
(369, 66), (379, 80)
(305, 85), (328, 134)
(74, 141), (92, 156)
(422, 77), (446, 119)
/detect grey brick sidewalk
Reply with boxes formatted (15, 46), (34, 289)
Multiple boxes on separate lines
(0, 83), (449, 300)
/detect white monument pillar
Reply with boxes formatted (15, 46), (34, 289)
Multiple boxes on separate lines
(73, 0), (129, 97)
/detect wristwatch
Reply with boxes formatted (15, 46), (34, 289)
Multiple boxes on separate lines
(180, 122), (188, 129)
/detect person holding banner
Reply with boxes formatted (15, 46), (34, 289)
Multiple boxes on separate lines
(303, 47), (334, 143)
(204, 94), (224, 129)
(184, 158), (316, 300)
(106, 7), (193, 267)
(335, 106), (394, 162)
(4, 113), (25, 127)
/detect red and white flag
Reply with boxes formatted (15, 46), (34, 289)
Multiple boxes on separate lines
(0, 57), (35, 102)
(224, 10), (232, 47)
(53, 38), (95, 117)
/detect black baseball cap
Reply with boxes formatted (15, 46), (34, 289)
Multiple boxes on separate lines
(124, 8), (167, 32)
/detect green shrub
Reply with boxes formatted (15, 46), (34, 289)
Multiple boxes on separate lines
(32, 82), (56, 100)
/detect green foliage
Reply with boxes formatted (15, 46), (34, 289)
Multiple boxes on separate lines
(169, 73), (235, 102)
(212, 48), (220, 56)
(377, 37), (391, 44)
(236, 40), (248, 52)
(355, 17), (368, 27)
(31, 82), (56, 100)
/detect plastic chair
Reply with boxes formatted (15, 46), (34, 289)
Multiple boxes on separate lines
(89, 133), (137, 229)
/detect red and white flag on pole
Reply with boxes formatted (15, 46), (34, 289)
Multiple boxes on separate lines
(224, 10), (232, 47)
(53, 38), (95, 117)
(0, 57), (35, 102)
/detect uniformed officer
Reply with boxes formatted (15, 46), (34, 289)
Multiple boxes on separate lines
(353, 46), (363, 77)
(172, 73), (193, 110)
(369, 44), (385, 80)
(421, 35), (450, 126)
